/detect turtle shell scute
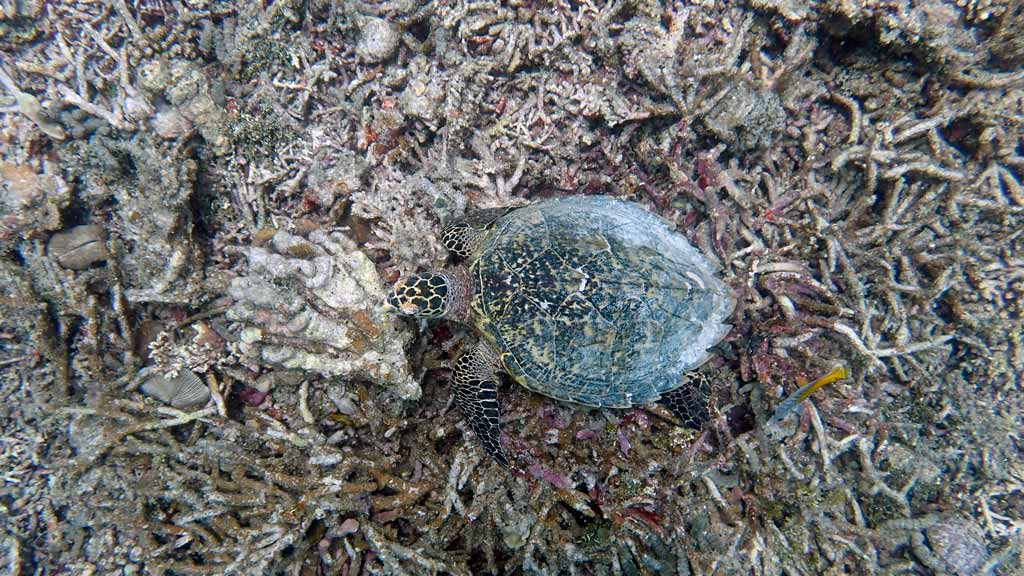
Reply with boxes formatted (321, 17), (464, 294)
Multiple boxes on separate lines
(469, 196), (735, 408)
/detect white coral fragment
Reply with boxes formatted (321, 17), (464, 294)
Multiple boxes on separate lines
(227, 228), (419, 400)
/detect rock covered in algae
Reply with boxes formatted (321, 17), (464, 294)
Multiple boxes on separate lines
(142, 60), (230, 154)
(59, 132), (200, 300)
(227, 228), (419, 400)
(702, 80), (786, 153)
(356, 16), (400, 64)
(919, 517), (989, 575)
(0, 160), (70, 246)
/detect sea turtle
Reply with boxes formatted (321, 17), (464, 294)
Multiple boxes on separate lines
(386, 196), (736, 468)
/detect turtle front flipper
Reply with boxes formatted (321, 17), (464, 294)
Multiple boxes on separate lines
(657, 372), (712, 430)
(441, 207), (516, 258)
(452, 342), (511, 469)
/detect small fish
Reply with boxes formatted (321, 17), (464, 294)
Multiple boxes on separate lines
(766, 365), (848, 428)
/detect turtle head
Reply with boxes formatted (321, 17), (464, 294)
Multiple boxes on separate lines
(385, 272), (452, 319)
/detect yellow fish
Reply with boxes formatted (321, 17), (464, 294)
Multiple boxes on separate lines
(766, 365), (848, 428)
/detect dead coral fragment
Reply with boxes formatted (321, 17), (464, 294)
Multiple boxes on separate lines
(957, 0), (1010, 22)
(146, 324), (228, 379)
(47, 225), (107, 270)
(164, 61), (230, 154)
(228, 228), (418, 399)
(702, 81), (786, 153)
(139, 367), (211, 409)
(350, 167), (450, 273)
(830, 1), (983, 69)
(882, 515), (991, 576)
(0, 161), (70, 244)
(917, 516), (989, 575)
(0, 64), (65, 140)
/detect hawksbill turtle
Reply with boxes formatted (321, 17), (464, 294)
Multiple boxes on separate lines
(386, 196), (736, 468)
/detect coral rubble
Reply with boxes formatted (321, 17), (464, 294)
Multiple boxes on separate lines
(0, 1), (1021, 574)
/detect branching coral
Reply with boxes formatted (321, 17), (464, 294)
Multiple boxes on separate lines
(1, 0), (1022, 574)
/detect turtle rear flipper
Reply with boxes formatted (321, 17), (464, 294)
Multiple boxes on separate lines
(452, 343), (511, 468)
(657, 372), (712, 429)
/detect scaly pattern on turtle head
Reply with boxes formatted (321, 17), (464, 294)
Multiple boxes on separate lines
(386, 272), (451, 318)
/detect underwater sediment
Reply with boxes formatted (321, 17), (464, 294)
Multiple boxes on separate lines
(0, 1), (1021, 574)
